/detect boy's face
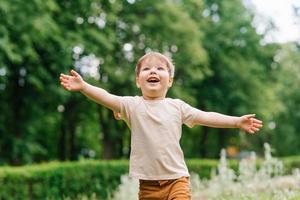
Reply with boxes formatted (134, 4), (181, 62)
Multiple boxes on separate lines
(136, 56), (173, 100)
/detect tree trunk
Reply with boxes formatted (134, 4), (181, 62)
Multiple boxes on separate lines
(69, 123), (76, 160)
(59, 98), (77, 161)
(218, 129), (226, 152)
(98, 107), (113, 159)
(200, 126), (209, 157)
(58, 123), (66, 161)
(9, 67), (23, 165)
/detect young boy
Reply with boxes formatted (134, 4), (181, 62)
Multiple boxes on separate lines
(60, 52), (262, 199)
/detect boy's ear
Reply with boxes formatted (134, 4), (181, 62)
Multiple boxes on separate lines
(136, 76), (141, 88)
(168, 77), (173, 87)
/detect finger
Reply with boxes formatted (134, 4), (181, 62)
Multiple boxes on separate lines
(60, 76), (69, 82)
(60, 77), (70, 85)
(253, 119), (263, 124)
(60, 82), (67, 88)
(70, 70), (80, 77)
(245, 125), (259, 134)
(60, 76), (71, 85)
(245, 114), (256, 119)
(60, 73), (71, 79)
(253, 123), (263, 128)
(250, 127), (259, 132)
(61, 82), (70, 90)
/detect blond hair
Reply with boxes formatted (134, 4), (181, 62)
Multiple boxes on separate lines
(135, 52), (175, 78)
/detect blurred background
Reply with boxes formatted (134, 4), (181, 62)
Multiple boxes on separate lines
(1, 0), (300, 166)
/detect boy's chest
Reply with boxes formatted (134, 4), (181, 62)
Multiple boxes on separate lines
(135, 103), (181, 125)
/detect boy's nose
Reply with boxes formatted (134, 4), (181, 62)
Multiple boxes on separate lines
(150, 68), (157, 74)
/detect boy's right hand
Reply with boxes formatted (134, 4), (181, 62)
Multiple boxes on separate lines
(60, 70), (85, 91)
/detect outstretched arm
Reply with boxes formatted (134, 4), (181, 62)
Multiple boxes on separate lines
(195, 111), (263, 134)
(60, 70), (120, 112)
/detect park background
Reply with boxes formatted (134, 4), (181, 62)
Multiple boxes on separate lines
(1, 0), (300, 199)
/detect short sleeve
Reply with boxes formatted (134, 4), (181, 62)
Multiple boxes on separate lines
(179, 100), (201, 128)
(119, 96), (138, 128)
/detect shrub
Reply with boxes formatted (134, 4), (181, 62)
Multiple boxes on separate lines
(0, 160), (128, 200)
(1, 157), (300, 199)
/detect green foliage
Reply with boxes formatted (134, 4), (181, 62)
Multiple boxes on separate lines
(0, 159), (220, 199)
(270, 43), (300, 156)
(0, 0), (208, 164)
(187, 159), (220, 178)
(179, 0), (281, 157)
(0, 160), (128, 199)
(1, 0), (300, 166)
(1, 158), (300, 199)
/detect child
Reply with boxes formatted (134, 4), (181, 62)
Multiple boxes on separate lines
(60, 52), (262, 200)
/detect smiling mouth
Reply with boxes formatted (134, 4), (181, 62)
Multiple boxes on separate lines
(147, 77), (160, 83)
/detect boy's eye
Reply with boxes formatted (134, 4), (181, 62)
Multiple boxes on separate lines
(142, 67), (150, 71)
(158, 67), (165, 70)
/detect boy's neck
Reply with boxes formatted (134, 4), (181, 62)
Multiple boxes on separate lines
(142, 95), (166, 100)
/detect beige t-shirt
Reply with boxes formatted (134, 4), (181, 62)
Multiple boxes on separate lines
(119, 96), (200, 180)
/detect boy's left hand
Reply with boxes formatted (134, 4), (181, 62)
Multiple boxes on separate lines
(237, 114), (263, 134)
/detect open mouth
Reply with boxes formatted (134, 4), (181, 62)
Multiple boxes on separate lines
(147, 77), (160, 83)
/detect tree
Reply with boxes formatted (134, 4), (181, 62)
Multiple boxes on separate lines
(0, 0), (102, 164)
(0, 0), (208, 163)
(271, 43), (300, 156)
(179, 0), (280, 157)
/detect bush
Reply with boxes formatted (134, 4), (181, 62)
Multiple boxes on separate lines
(1, 157), (300, 199)
(281, 156), (300, 173)
(0, 160), (128, 200)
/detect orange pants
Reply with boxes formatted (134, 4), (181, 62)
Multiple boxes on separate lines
(138, 177), (191, 200)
